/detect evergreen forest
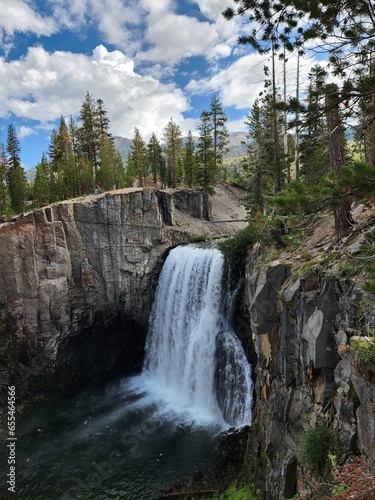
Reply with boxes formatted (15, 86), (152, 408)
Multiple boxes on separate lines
(0, 0), (374, 247)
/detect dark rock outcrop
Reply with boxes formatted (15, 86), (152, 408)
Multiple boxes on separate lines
(243, 255), (375, 499)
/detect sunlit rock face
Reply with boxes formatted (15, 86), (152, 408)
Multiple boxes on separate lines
(0, 187), (244, 404)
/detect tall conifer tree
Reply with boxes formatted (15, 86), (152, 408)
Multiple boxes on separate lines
(0, 143), (9, 213)
(209, 95), (230, 182)
(131, 128), (147, 187)
(163, 119), (183, 188)
(34, 153), (50, 208)
(184, 130), (196, 188)
(147, 133), (163, 184)
(6, 124), (27, 214)
(196, 111), (215, 193)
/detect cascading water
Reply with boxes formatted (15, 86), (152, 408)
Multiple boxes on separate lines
(5, 244), (253, 499)
(144, 244), (253, 428)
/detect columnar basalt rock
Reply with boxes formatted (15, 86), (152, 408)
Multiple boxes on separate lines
(0, 187), (246, 405)
(243, 254), (375, 499)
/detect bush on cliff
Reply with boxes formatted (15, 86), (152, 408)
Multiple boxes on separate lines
(218, 225), (255, 270)
(298, 424), (340, 477)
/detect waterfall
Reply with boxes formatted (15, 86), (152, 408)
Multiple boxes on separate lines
(143, 244), (253, 428)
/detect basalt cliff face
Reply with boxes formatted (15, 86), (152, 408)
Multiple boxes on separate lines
(241, 223), (375, 499)
(0, 186), (246, 406)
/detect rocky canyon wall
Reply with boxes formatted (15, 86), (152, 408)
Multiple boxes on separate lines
(242, 253), (375, 499)
(0, 186), (246, 406)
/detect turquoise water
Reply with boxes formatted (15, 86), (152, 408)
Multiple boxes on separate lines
(0, 372), (222, 500)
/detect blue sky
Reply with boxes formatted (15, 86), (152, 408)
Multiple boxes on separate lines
(0, 0), (318, 170)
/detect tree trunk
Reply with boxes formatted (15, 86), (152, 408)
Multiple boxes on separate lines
(325, 83), (352, 236)
(272, 43), (282, 190)
(295, 52), (300, 181)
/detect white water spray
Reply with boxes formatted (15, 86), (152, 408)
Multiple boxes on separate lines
(144, 245), (253, 428)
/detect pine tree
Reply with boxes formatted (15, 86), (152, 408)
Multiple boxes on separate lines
(354, 54), (375, 165)
(159, 156), (168, 189)
(209, 95), (230, 182)
(163, 119), (183, 188)
(112, 151), (126, 189)
(243, 99), (266, 212)
(97, 134), (115, 191)
(131, 128), (147, 187)
(59, 117), (78, 198)
(48, 128), (61, 201)
(325, 83), (352, 235)
(125, 153), (137, 187)
(68, 116), (79, 156)
(34, 153), (50, 208)
(79, 158), (94, 194)
(48, 117), (78, 200)
(0, 143), (9, 213)
(77, 91), (100, 179)
(96, 98), (111, 137)
(196, 111), (215, 194)
(147, 133), (163, 184)
(184, 130), (196, 188)
(97, 134), (125, 191)
(299, 65), (329, 184)
(6, 123), (27, 214)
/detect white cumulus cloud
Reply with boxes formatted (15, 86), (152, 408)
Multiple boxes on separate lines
(186, 50), (321, 112)
(140, 13), (218, 64)
(0, 45), (190, 139)
(0, 0), (57, 36)
(18, 125), (36, 138)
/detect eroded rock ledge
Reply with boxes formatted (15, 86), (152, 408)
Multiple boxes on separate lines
(0, 186), (246, 404)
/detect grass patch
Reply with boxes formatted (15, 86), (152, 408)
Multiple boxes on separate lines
(212, 482), (262, 500)
(350, 337), (375, 365)
(264, 248), (281, 263)
(298, 424), (340, 477)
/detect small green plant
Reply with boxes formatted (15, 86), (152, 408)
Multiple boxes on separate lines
(331, 482), (349, 495)
(264, 248), (281, 263)
(338, 259), (358, 277)
(298, 424), (340, 477)
(350, 337), (375, 365)
(295, 260), (319, 278)
(193, 234), (209, 242)
(324, 267), (339, 277)
(363, 280), (375, 293)
(301, 251), (312, 261)
(212, 482), (262, 500)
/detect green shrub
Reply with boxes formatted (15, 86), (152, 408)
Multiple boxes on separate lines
(298, 425), (340, 476)
(363, 280), (375, 293)
(193, 234), (209, 242)
(338, 260), (358, 277)
(218, 225), (255, 270)
(351, 338), (375, 365)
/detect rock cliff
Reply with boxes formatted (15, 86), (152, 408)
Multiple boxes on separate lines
(241, 216), (375, 499)
(0, 186), (247, 406)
